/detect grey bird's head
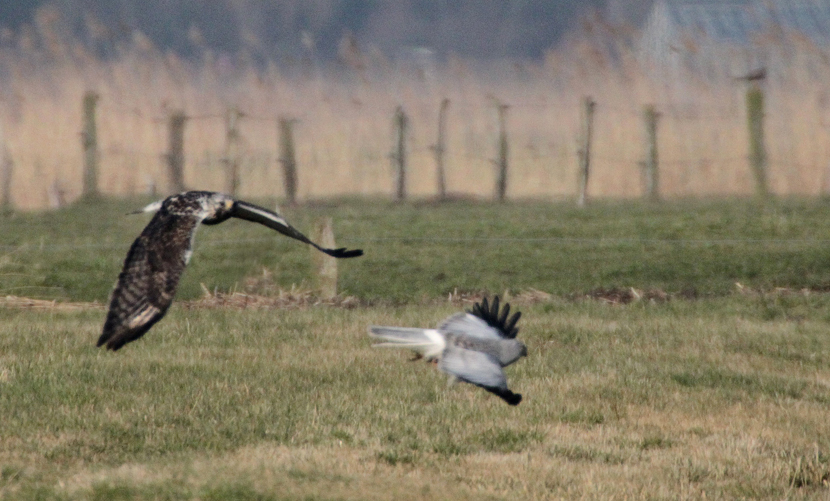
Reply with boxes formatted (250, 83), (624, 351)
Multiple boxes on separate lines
(499, 339), (528, 366)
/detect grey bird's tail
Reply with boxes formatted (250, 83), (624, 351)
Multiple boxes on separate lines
(368, 326), (446, 361)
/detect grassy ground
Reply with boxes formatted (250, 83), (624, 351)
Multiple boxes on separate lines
(4, 196), (830, 303)
(2, 197), (830, 499)
(1, 299), (830, 499)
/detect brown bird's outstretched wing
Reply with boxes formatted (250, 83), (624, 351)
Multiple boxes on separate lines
(230, 201), (363, 258)
(97, 211), (199, 351)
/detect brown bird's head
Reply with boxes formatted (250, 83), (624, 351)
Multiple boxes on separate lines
(134, 191), (235, 225)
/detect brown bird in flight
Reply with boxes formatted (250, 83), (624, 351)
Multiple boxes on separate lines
(98, 191), (363, 351)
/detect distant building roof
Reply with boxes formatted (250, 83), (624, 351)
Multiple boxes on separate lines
(640, 0), (830, 72)
(682, 3), (756, 42)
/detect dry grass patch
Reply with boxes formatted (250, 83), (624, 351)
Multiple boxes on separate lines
(2, 299), (830, 499)
(0, 295), (103, 311)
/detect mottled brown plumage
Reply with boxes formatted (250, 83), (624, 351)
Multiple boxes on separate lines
(99, 211), (196, 350)
(98, 191), (362, 351)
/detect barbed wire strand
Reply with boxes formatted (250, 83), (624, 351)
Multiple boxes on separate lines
(96, 97), (819, 127)
(1, 235), (828, 254)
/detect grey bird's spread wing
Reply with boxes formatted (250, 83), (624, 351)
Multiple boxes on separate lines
(438, 312), (503, 341)
(97, 211), (198, 351)
(468, 296), (521, 339)
(438, 344), (522, 406)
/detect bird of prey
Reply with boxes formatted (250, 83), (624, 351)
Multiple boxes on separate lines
(98, 191), (363, 351)
(369, 296), (527, 405)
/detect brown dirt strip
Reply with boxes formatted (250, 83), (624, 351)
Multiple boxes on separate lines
(0, 284), (824, 311)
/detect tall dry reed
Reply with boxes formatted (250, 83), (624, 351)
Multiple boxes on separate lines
(2, 21), (830, 210)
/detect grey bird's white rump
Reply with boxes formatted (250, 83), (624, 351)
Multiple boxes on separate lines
(368, 326), (446, 361)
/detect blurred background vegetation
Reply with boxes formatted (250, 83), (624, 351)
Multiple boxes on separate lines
(0, 0), (828, 210)
(0, 1), (624, 61)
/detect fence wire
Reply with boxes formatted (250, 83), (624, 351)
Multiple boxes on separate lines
(5, 86), (830, 209)
(1, 235), (828, 255)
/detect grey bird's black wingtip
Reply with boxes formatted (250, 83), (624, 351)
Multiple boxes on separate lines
(485, 387), (522, 406)
(468, 295), (521, 339)
(504, 391), (522, 406)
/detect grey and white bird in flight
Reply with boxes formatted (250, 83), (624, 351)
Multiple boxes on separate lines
(369, 296), (527, 405)
(97, 191), (363, 351)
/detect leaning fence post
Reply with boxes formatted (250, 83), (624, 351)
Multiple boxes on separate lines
(0, 122), (12, 212)
(391, 105), (408, 201)
(278, 117), (298, 206)
(641, 104), (660, 201)
(0, 150), (12, 213)
(224, 107), (242, 196)
(746, 85), (768, 198)
(494, 100), (509, 202)
(433, 98), (450, 200)
(311, 217), (338, 299)
(81, 91), (99, 199)
(577, 96), (595, 207)
(166, 110), (187, 193)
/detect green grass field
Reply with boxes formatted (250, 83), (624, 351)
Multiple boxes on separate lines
(2, 197), (830, 499)
(5, 196), (830, 302)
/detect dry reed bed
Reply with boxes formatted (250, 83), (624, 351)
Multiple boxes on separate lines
(3, 37), (830, 210)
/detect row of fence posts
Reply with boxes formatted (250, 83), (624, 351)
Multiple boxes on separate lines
(67, 85), (770, 207)
(0, 85), (772, 301)
(575, 83), (768, 205)
(161, 106), (305, 205)
(71, 92), (303, 205)
(390, 97), (512, 202)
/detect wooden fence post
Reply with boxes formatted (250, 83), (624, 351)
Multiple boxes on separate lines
(433, 98), (449, 200)
(166, 110), (187, 193)
(81, 91), (99, 199)
(577, 96), (595, 207)
(642, 104), (660, 202)
(224, 108), (242, 196)
(0, 149), (12, 213)
(311, 217), (338, 299)
(392, 106), (407, 201)
(0, 121), (12, 212)
(495, 101), (509, 202)
(278, 117), (298, 206)
(48, 179), (66, 209)
(746, 85), (768, 198)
